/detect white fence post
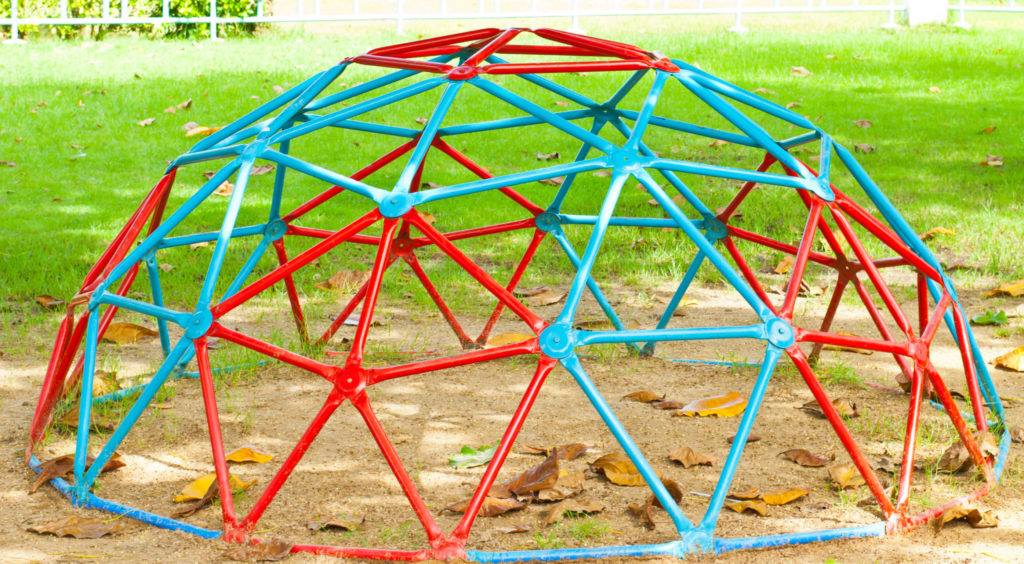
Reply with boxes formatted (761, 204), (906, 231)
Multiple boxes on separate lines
(880, 0), (900, 29)
(953, 0), (970, 29)
(4, 0), (25, 43)
(728, 0), (746, 33)
(210, 0), (217, 39)
(396, 0), (404, 33)
(906, 0), (948, 26)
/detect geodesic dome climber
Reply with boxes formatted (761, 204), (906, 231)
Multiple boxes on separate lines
(29, 27), (1010, 560)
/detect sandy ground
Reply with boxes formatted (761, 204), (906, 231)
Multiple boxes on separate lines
(1, 278), (1022, 564)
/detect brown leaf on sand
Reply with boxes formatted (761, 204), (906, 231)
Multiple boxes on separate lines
(521, 443), (588, 461)
(993, 346), (1024, 372)
(725, 499), (768, 516)
(1010, 427), (1024, 443)
(728, 487), (761, 500)
(677, 392), (746, 418)
(937, 431), (1000, 473)
(315, 270), (370, 291)
(623, 390), (663, 403)
(781, 449), (834, 468)
(590, 453), (651, 486)
(761, 487), (809, 506)
(828, 463), (866, 489)
(30, 453), (125, 493)
(222, 538), (294, 562)
(727, 434), (761, 444)
(934, 505), (998, 532)
(630, 478), (684, 530)
(536, 470), (586, 502)
(669, 447), (715, 469)
(307, 516), (364, 532)
(101, 322), (159, 344)
(58, 408), (116, 432)
(652, 400), (685, 410)
(524, 290), (566, 307)
(445, 496), (528, 517)
(800, 398), (858, 419)
(540, 497), (604, 526)
(502, 453), (560, 497)
(35, 295), (65, 309)
(985, 279), (1024, 298)
(174, 472), (256, 502)
(26, 515), (125, 539)
(226, 445), (274, 464)
(774, 255), (795, 274)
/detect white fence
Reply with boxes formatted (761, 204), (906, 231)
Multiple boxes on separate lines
(2, 0), (1021, 42)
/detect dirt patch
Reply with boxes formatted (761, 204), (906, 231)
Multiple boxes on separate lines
(1, 283), (1022, 563)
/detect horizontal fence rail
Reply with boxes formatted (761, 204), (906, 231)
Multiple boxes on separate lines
(2, 0), (1021, 42)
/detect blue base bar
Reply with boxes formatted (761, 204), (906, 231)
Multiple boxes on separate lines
(666, 357), (763, 368)
(714, 522), (886, 553)
(468, 540), (688, 563)
(28, 455), (222, 539)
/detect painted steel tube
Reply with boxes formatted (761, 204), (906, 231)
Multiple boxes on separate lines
(714, 522), (885, 553)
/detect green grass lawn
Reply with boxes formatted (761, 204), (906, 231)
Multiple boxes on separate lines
(1, 16), (1022, 349)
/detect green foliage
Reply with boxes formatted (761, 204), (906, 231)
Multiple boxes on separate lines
(448, 441), (499, 469)
(971, 310), (1008, 326)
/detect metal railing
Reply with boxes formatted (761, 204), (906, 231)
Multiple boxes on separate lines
(1, 0), (1020, 43)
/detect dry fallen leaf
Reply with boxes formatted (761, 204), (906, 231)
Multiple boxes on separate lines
(307, 515), (364, 532)
(536, 469), (586, 502)
(540, 497), (604, 526)
(934, 505), (997, 532)
(1010, 427), (1024, 443)
(214, 181), (234, 196)
(789, 66), (812, 77)
(761, 488), (809, 506)
(986, 279), (1024, 298)
(677, 391), (746, 418)
(624, 390), (663, 403)
(177, 98), (193, 111)
(937, 430), (1000, 473)
(752, 87), (775, 95)
(226, 446), (274, 464)
(524, 290), (565, 307)
(272, 85), (285, 94)
(484, 332), (534, 348)
(828, 462), (866, 489)
(101, 322), (159, 344)
(174, 472), (256, 502)
(315, 270), (370, 291)
(726, 499), (768, 516)
(163, 105), (176, 114)
(929, 86), (942, 93)
(800, 398), (859, 419)
(979, 125), (997, 134)
(538, 176), (565, 187)
(669, 447), (715, 469)
(920, 227), (956, 240)
(521, 443), (588, 461)
(26, 516), (125, 539)
(222, 538), (293, 562)
(774, 255), (795, 274)
(593, 170), (612, 177)
(537, 151), (560, 161)
(652, 400), (685, 410)
(590, 452), (649, 486)
(185, 125), (222, 137)
(445, 495), (528, 517)
(853, 119), (873, 129)
(503, 453), (560, 497)
(726, 433), (761, 444)
(781, 448), (833, 468)
(251, 164), (276, 176)
(58, 408), (116, 431)
(854, 143), (876, 153)
(708, 139), (729, 147)
(189, 241), (209, 250)
(980, 154), (1003, 167)
(35, 294), (65, 309)
(30, 453), (125, 493)
(137, 117), (155, 127)
(554, 100), (570, 107)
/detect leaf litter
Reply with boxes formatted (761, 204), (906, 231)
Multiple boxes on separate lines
(26, 515), (125, 539)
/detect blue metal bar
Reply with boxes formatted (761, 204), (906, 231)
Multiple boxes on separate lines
(269, 120), (293, 220)
(219, 236), (272, 303)
(468, 540), (683, 563)
(438, 109), (592, 137)
(259, 148), (388, 203)
(649, 157), (809, 191)
(471, 78), (617, 155)
(168, 144), (244, 170)
(715, 522), (885, 553)
(198, 158), (255, 309)
(653, 251), (705, 333)
(91, 360), (269, 405)
(271, 77), (446, 146)
(72, 308), (99, 498)
(780, 130), (822, 150)
(156, 224), (266, 251)
(673, 73), (831, 200)
(667, 357), (763, 368)
(549, 229), (635, 350)
(325, 118), (420, 138)
(214, 120), (271, 149)
(29, 456), (222, 539)
(555, 172), (628, 325)
(395, 81), (464, 193)
(635, 168), (774, 320)
(546, 117), (608, 213)
(97, 292), (191, 326)
(144, 256), (171, 357)
(606, 69), (649, 107)
(81, 338), (192, 489)
(416, 157), (606, 205)
(305, 53), (459, 112)
(560, 354), (694, 533)
(700, 346), (782, 529)
(689, 72), (817, 130)
(190, 73), (320, 153)
(624, 71), (669, 150)
(818, 134), (833, 185)
(579, 324), (765, 346)
(616, 109), (758, 148)
(265, 64), (347, 135)
(558, 214), (700, 229)
(98, 160), (242, 295)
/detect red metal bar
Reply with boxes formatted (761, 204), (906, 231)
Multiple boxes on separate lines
(827, 205), (915, 339)
(796, 327), (910, 356)
(286, 225), (381, 245)
(496, 45), (608, 57)
(894, 360), (924, 512)
(350, 392), (445, 544)
(720, 236), (779, 316)
(318, 255), (399, 346)
(452, 355), (557, 538)
(432, 139), (544, 215)
(847, 275), (915, 382)
(921, 293), (951, 345)
(718, 154), (776, 221)
(409, 219), (538, 249)
(28, 309), (77, 456)
(211, 323), (332, 378)
(476, 229), (546, 346)
(781, 200), (824, 318)
(807, 277), (849, 364)
(214, 211), (381, 317)
(292, 544), (430, 561)
(917, 272), (929, 337)
(195, 338), (240, 529)
(922, 362), (995, 483)
(834, 194), (942, 281)
(404, 252), (475, 348)
(368, 338), (539, 385)
(272, 239), (309, 342)
(367, 28), (502, 57)
(892, 483), (990, 533)
(787, 345), (896, 515)
(532, 28), (650, 60)
(463, 28), (523, 67)
(342, 219), (399, 370)
(950, 305), (988, 432)
(284, 140), (417, 223)
(405, 211), (547, 333)
(241, 388), (346, 530)
(481, 60), (653, 75)
(726, 225), (837, 269)
(393, 45), (464, 58)
(349, 54), (453, 74)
